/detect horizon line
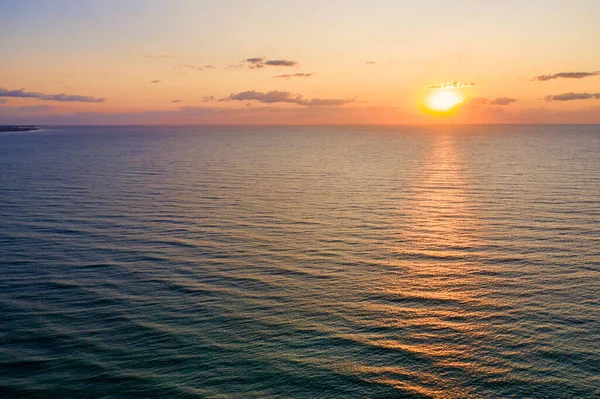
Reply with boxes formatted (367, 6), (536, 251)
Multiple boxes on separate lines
(5, 123), (600, 128)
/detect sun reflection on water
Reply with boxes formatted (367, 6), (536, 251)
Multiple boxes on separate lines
(354, 132), (500, 397)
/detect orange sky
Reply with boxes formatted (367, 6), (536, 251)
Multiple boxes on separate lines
(1, 0), (600, 124)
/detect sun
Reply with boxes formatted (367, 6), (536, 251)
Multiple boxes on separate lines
(425, 90), (464, 113)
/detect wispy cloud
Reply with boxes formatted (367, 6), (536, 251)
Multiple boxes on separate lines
(0, 87), (105, 103)
(489, 97), (518, 105)
(465, 97), (517, 106)
(202, 95), (215, 102)
(533, 71), (600, 81)
(226, 64), (245, 70)
(243, 57), (299, 69)
(172, 100), (182, 103)
(146, 54), (180, 59)
(544, 92), (600, 101)
(181, 64), (216, 71)
(52, 80), (71, 89)
(300, 98), (353, 106)
(179, 64), (203, 71)
(425, 81), (475, 89)
(150, 80), (161, 84)
(222, 90), (353, 107)
(274, 73), (314, 79)
(465, 97), (490, 105)
(365, 61), (377, 65)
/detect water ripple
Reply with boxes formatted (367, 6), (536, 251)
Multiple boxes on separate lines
(1, 125), (599, 398)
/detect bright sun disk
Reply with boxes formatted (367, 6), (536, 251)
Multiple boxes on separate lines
(425, 90), (464, 112)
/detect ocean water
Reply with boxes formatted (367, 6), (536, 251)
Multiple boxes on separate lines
(0, 125), (599, 399)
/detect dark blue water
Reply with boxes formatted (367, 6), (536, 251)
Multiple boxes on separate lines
(1, 125), (599, 398)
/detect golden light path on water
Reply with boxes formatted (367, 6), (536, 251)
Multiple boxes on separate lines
(330, 133), (494, 398)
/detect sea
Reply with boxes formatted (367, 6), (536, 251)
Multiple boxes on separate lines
(1, 125), (599, 398)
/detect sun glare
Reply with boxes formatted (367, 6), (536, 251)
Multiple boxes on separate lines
(425, 90), (464, 113)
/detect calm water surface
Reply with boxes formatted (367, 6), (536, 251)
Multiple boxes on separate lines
(1, 125), (599, 398)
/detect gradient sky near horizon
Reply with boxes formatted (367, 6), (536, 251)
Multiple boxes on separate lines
(1, 0), (600, 124)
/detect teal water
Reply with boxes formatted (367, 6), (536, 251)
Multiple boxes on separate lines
(1, 125), (599, 398)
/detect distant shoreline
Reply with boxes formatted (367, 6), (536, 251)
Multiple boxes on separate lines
(0, 125), (39, 132)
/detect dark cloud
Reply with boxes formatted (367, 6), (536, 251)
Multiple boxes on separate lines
(544, 92), (600, 101)
(274, 73), (314, 79)
(489, 97), (518, 105)
(533, 71), (599, 81)
(264, 60), (298, 67)
(0, 87), (105, 103)
(172, 100), (182, 103)
(425, 81), (475, 89)
(243, 57), (298, 69)
(223, 90), (353, 107)
(202, 95), (215, 102)
(150, 80), (161, 83)
(243, 58), (265, 69)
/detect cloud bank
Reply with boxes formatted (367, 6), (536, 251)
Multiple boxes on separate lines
(0, 88), (105, 103)
(0, 104), (407, 126)
(544, 92), (600, 101)
(425, 81), (475, 89)
(3, 104), (600, 125)
(533, 71), (599, 81)
(222, 90), (353, 106)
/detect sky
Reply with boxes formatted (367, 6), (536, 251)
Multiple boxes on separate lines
(1, 0), (600, 124)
